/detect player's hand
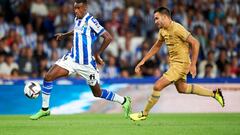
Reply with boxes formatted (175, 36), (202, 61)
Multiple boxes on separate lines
(55, 33), (64, 41)
(94, 53), (105, 66)
(135, 61), (144, 73)
(189, 64), (196, 78)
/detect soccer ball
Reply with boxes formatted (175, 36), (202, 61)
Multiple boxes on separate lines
(24, 81), (41, 99)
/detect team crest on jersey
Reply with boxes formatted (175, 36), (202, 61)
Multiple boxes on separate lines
(80, 23), (88, 33)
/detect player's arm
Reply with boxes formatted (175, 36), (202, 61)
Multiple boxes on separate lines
(135, 39), (163, 73)
(186, 35), (200, 78)
(55, 30), (74, 41)
(88, 17), (112, 65)
(94, 31), (113, 65)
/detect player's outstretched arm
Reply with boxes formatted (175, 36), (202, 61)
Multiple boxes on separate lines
(135, 39), (163, 73)
(55, 30), (74, 41)
(94, 31), (113, 65)
(186, 35), (200, 78)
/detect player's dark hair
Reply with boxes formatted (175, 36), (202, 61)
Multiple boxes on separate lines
(75, 0), (87, 4)
(154, 7), (171, 17)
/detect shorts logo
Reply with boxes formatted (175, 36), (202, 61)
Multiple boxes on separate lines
(89, 74), (95, 80)
(63, 55), (68, 60)
(88, 74), (97, 86)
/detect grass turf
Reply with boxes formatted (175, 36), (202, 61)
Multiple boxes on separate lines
(0, 113), (240, 135)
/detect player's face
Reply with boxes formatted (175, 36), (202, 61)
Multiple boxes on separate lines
(74, 2), (87, 19)
(154, 12), (167, 28)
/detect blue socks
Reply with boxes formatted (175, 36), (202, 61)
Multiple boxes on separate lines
(42, 81), (53, 95)
(100, 89), (115, 101)
(42, 81), (53, 109)
(100, 89), (125, 104)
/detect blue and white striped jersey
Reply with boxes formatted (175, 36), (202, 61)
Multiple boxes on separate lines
(69, 13), (105, 65)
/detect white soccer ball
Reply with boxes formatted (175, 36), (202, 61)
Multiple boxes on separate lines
(24, 81), (41, 99)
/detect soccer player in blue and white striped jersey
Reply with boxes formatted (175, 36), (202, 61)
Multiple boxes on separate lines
(30, 0), (131, 120)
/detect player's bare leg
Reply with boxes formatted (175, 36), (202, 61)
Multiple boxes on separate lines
(89, 83), (132, 118)
(130, 76), (171, 121)
(30, 65), (69, 120)
(174, 79), (225, 107)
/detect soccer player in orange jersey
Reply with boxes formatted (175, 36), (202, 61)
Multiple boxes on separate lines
(130, 7), (224, 121)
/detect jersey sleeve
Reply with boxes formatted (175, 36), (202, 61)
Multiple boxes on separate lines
(175, 23), (191, 41)
(88, 17), (105, 36)
(158, 29), (164, 42)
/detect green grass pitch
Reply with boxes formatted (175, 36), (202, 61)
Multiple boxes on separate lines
(0, 113), (240, 135)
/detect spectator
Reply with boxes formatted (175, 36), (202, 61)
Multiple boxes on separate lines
(32, 16), (46, 34)
(0, 37), (10, 53)
(120, 68), (130, 78)
(172, 3), (188, 28)
(54, 3), (74, 33)
(62, 39), (73, 55)
(225, 24), (238, 43)
(118, 9), (130, 36)
(47, 50), (59, 68)
(190, 11), (207, 33)
(226, 39), (238, 59)
(0, 13), (10, 39)
(231, 56), (240, 76)
(226, 8), (238, 25)
(198, 63), (215, 78)
(6, 28), (17, 46)
(47, 38), (63, 59)
(10, 68), (28, 79)
(0, 51), (6, 73)
(10, 42), (20, 61)
(198, 50), (217, 78)
(102, 54), (119, 78)
(33, 42), (48, 62)
(22, 23), (37, 49)
(38, 58), (48, 78)
(120, 31), (134, 68)
(104, 19), (120, 58)
(0, 52), (19, 76)
(216, 48), (229, 76)
(194, 26), (207, 60)
(129, 7), (143, 36)
(206, 39), (219, 59)
(88, 0), (102, 17)
(209, 18), (225, 40)
(141, 1), (154, 38)
(109, 8), (121, 36)
(222, 62), (237, 78)
(11, 15), (25, 36)
(100, 0), (124, 21)
(30, 0), (49, 17)
(18, 47), (38, 77)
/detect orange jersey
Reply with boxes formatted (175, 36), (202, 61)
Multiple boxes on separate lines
(158, 21), (191, 64)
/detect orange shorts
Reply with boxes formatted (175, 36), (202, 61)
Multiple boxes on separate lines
(163, 62), (190, 82)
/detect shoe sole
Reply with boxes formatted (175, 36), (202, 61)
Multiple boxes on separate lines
(123, 97), (132, 118)
(130, 117), (147, 121)
(30, 113), (50, 120)
(218, 89), (225, 107)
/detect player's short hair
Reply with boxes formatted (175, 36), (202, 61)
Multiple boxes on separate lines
(154, 7), (171, 17)
(205, 63), (213, 68)
(75, 0), (87, 4)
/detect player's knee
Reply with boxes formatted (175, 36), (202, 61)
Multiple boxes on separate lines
(92, 91), (101, 97)
(177, 89), (186, 94)
(44, 73), (54, 82)
(176, 88), (188, 94)
(153, 85), (163, 91)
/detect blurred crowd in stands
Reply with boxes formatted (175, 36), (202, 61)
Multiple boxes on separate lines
(0, 0), (239, 79)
